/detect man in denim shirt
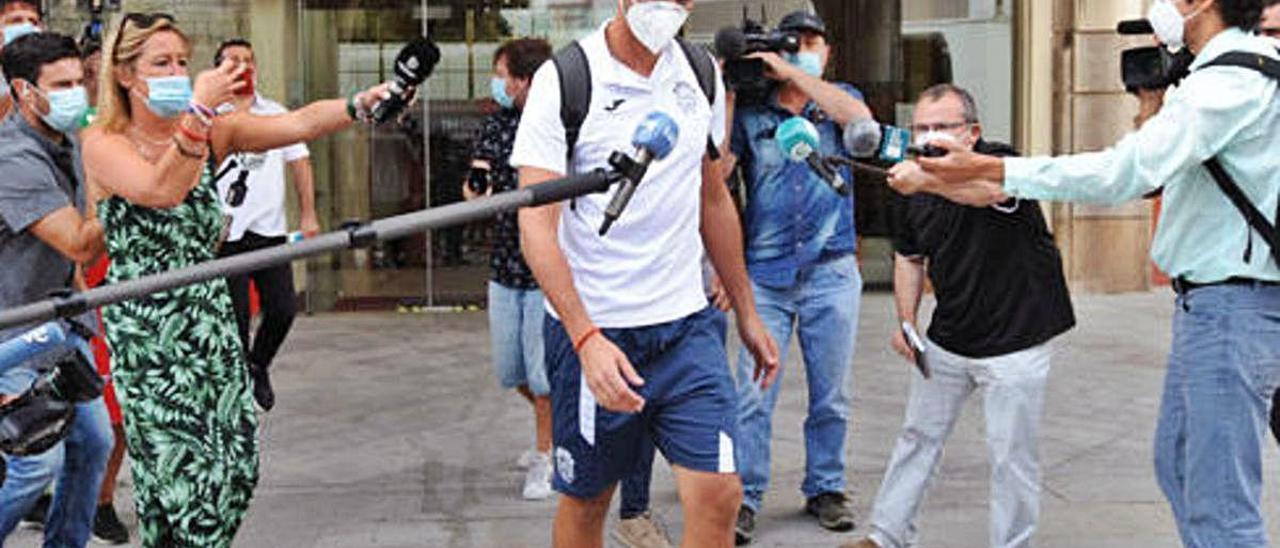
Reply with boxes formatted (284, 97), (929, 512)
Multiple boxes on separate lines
(730, 10), (874, 544)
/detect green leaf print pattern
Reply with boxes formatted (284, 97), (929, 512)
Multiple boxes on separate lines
(98, 168), (259, 548)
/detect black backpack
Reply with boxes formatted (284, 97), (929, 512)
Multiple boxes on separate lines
(1196, 51), (1280, 266)
(551, 37), (720, 165)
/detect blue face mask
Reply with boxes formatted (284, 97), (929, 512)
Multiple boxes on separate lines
(29, 85), (89, 134)
(491, 77), (514, 109)
(3, 22), (38, 46)
(789, 52), (824, 78)
(142, 76), (192, 118)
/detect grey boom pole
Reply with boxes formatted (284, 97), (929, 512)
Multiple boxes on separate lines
(0, 170), (618, 332)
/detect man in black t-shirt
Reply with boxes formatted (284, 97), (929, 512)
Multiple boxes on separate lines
(843, 84), (1074, 548)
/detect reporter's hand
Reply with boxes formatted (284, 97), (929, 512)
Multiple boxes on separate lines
(887, 160), (938, 196)
(891, 327), (917, 363)
(738, 313), (781, 389)
(746, 52), (801, 82)
(355, 82), (393, 114)
(916, 138), (1003, 185)
(578, 334), (645, 413)
(192, 60), (248, 109)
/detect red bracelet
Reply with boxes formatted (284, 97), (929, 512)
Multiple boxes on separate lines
(176, 122), (209, 143)
(573, 327), (602, 353)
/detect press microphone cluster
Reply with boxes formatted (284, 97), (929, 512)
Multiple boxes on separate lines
(842, 117), (946, 163)
(370, 36), (442, 125)
(598, 111), (680, 236)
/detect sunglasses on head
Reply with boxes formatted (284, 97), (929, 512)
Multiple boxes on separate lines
(122, 12), (175, 29)
(112, 12), (176, 54)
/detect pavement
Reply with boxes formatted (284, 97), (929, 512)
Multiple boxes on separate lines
(10, 290), (1280, 547)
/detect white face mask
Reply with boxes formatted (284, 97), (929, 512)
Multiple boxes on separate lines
(625, 1), (689, 54)
(1148, 0), (1210, 52)
(914, 130), (960, 148)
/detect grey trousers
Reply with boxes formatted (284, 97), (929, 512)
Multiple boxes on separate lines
(869, 340), (1052, 548)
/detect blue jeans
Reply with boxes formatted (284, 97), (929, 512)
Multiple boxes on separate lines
(488, 281), (549, 396)
(735, 254), (862, 512)
(0, 341), (113, 548)
(1154, 283), (1280, 547)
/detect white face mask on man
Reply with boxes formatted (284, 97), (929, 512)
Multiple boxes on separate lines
(624, 0), (689, 54)
(1148, 0), (1212, 52)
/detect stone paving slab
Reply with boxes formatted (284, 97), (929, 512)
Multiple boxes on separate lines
(11, 291), (1280, 547)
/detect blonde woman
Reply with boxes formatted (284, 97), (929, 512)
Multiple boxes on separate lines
(83, 13), (390, 547)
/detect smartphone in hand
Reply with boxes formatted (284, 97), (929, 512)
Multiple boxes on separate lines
(900, 322), (930, 379)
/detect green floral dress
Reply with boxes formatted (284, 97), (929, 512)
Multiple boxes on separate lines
(99, 167), (259, 547)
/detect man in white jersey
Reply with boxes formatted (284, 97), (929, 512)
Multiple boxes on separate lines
(512, 1), (780, 546)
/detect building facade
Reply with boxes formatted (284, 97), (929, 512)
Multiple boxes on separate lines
(39, 0), (1158, 311)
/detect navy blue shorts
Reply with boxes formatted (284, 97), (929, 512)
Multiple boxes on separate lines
(546, 307), (736, 499)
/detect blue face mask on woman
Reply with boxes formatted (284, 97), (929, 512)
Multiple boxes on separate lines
(491, 77), (514, 109)
(140, 76), (192, 118)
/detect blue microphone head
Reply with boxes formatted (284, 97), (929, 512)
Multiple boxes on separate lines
(776, 117), (820, 162)
(879, 125), (913, 163)
(632, 112), (680, 160)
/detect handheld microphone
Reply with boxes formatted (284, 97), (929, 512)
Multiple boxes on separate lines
(370, 36), (442, 125)
(599, 112), (680, 236)
(776, 117), (850, 196)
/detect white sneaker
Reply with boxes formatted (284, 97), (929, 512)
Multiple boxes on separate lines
(522, 453), (554, 500)
(516, 448), (538, 468)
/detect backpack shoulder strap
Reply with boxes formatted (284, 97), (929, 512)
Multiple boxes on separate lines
(1199, 51), (1280, 80)
(551, 41), (592, 165)
(674, 37), (722, 160)
(1196, 51), (1280, 266)
(1203, 157), (1280, 265)
(675, 37), (717, 107)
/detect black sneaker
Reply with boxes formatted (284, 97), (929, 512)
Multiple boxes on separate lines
(805, 492), (856, 532)
(92, 503), (130, 545)
(248, 362), (275, 412)
(19, 492), (50, 530)
(734, 505), (755, 545)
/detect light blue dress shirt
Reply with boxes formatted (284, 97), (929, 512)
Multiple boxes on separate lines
(1004, 28), (1280, 283)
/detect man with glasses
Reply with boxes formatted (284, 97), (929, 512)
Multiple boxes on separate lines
(842, 84), (1074, 548)
(727, 10), (872, 543)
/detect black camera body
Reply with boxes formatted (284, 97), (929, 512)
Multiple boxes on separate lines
(1122, 46), (1193, 92)
(1118, 19), (1194, 92)
(716, 21), (801, 106)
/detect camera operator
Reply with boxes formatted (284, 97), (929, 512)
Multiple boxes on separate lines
(891, 1), (1280, 545)
(727, 10), (873, 544)
(0, 31), (112, 548)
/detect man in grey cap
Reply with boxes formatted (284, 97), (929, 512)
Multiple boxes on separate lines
(729, 9), (872, 544)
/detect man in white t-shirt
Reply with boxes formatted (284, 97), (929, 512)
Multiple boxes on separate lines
(512, 1), (780, 546)
(213, 38), (318, 413)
